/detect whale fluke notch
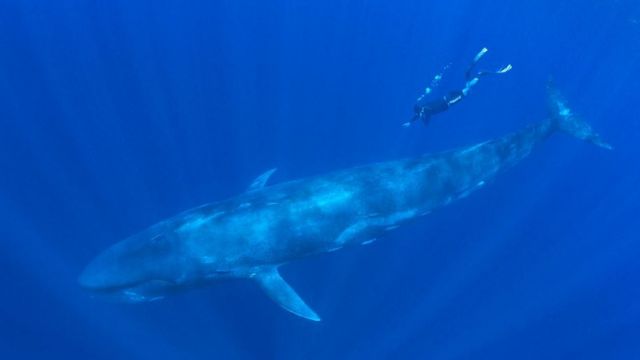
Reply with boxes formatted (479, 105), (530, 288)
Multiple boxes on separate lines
(248, 168), (277, 191)
(255, 267), (321, 321)
(547, 81), (612, 150)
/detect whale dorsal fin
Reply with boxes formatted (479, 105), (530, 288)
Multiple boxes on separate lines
(248, 168), (277, 191)
(255, 267), (321, 321)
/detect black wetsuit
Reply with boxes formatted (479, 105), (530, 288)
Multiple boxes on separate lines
(409, 48), (510, 127)
(413, 90), (464, 125)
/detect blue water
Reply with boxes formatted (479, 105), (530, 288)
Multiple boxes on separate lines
(1, 0), (639, 358)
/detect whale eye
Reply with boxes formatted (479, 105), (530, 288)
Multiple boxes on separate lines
(151, 234), (165, 243)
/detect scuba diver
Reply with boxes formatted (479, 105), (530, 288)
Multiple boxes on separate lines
(403, 47), (512, 127)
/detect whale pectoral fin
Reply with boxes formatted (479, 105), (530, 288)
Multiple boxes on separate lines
(255, 268), (321, 322)
(248, 168), (277, 191)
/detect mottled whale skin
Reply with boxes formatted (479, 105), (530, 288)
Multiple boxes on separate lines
(79, 89), (609, 321)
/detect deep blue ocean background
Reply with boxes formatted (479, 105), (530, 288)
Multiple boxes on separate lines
(1, 0), (639, 358)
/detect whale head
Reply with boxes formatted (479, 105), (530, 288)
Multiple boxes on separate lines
(79, 228), (189, 302)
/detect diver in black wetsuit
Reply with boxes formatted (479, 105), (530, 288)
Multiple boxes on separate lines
(404, 48), (512, 127)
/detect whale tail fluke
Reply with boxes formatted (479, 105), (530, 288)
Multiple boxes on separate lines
(547, 81), (612, 150)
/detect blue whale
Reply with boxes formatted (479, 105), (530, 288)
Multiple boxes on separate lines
(79, 87), (610, 321)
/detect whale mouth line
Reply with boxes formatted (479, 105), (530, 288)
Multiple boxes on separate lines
(79, 279), (141, 293)
(79, 278), (176, 295)
(81, 278), (179, 303)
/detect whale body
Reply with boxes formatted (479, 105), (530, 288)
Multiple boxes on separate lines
(79, 88), (609, 321)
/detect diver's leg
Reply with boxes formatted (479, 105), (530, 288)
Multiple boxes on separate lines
(463, 62), (511, 96)
(476, 63), (512, 77)
(465, 47), (489, 80)
(462, 77), (479, 96)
